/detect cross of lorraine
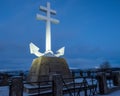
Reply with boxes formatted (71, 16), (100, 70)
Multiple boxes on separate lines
(29, 2), (65, 57)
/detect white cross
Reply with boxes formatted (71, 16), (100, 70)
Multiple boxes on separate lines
(30, 2), (65, 57)
(36, 2), (59, 53)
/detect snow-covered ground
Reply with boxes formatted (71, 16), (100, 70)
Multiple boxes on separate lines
(0, 86), (120, 96)
(0, 86), (9, 96)
(98, 90), (120, 96)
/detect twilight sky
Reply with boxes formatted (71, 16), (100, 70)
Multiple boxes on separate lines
(0, 0), (120, 70)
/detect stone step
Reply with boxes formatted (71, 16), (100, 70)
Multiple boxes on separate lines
(28, 90), (53, 96)
(24, 84), (52, 94)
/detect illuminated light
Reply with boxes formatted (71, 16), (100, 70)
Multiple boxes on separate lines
(30, 2), (65, 57)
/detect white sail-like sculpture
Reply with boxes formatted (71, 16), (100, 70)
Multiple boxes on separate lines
(30, 2), (65, 57)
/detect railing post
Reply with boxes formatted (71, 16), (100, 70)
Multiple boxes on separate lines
(97, 73), (108, 94)
(112, 71), (120, 86)
(9, 76), (23, 96)
(52, 74), (63, 96)
(83, 77), (88, 96)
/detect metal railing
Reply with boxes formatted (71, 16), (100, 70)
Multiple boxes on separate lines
(62, 76), (98, 96)
(0, 68), (120, 96)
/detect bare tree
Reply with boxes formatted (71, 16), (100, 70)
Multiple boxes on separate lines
(100, 61), (111, 69)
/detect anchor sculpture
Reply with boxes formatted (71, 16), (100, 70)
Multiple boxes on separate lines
(30, 2), (65, 57)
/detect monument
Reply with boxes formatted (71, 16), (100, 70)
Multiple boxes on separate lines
(27, 2), (72, 83)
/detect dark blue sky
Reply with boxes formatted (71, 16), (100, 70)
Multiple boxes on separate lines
(0, 0), (120, 70)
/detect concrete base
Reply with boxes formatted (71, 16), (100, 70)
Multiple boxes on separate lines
(27, 56), (72, 82)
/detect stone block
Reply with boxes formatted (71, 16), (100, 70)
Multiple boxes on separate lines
(27, 56), (72, 83)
